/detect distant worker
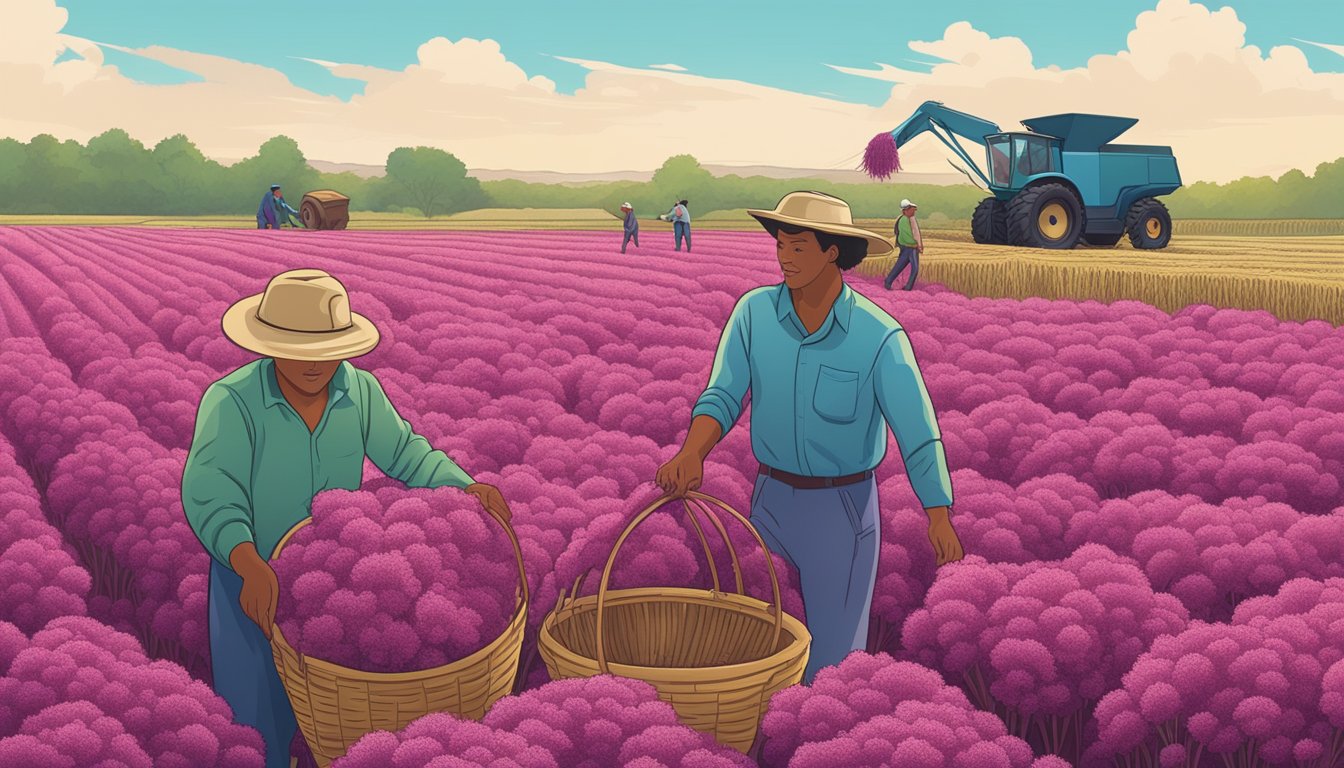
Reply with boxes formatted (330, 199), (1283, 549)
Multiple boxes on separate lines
(884, 199), (923, 291)
(660, 199), (692, 252)
(257, 184), (300, 230)
(620, 202), (639, 253)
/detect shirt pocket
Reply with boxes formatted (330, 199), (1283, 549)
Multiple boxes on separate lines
(813, 365), (860, 423)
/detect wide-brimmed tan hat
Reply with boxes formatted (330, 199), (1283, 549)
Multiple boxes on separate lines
(748, 191), (893, 256)
(222, 269), (380, 361)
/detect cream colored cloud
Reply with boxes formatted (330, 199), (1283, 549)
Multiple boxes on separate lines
(0, 0), (1340, 183)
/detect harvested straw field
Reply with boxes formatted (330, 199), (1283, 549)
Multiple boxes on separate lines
(857, 231), (1344, 326)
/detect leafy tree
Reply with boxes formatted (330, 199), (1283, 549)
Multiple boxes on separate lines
(384, 147), (487, 218)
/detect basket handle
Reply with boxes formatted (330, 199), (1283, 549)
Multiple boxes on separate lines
(488, 509), (530, 608)
(594, 490), (784, 674)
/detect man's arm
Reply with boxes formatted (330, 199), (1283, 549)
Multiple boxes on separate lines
(689, 297), (753, 441)
(658, 297), (751, 495)
(181, 385), (257, 568)
(874, 329), (952, 509)
(361, 371), (474, 489)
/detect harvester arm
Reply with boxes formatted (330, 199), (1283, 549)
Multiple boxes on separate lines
(863, 100), (1000, 185)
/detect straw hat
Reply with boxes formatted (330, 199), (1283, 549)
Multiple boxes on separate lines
(620, 202), (632, 210)
(222, 269), (380, 361)
(748, 191), (893, 256)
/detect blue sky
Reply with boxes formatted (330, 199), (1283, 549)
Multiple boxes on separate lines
(55, 0), (1344, 105)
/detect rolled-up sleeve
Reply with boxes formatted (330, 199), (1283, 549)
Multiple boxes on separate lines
(361, 372), (474, 489)
(182, 385), (257, 568)
(690, 297), (752, 436)
(875, 329), (953, 508)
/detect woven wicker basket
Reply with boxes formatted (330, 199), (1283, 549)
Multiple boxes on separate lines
(269, 511), (529, 767)
(538, 491), (810, 753)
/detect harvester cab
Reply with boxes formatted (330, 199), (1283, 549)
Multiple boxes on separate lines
(862, 101), (1182, 249)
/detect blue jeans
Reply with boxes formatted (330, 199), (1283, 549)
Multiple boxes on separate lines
(209, 560), (298, 768)
(623, 229), (639, 252)
(884, 246), (919, 290)
(749, 473), (880, 683)
(674, 221), (691, 251)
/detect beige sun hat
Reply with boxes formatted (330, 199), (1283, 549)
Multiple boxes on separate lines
(748, 191), (893, 256)
(222, 269), (380, 361)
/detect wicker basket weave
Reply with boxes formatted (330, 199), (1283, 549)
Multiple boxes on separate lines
(538, 491), (810, 753)
(269, 511), (528, 767)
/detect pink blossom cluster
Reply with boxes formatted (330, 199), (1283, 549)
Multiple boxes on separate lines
(903, 545), (1189, 764)
(335, 676), (754, 768)
(760, 652), (1070, 768)
(272, 486), (519, 672)
(0, 616), (263, 767)
(0, 438), (90, 633)
(46, 428), (210, 674)
(78, 341), (217, 449)
(1088, 577), (1344, 768)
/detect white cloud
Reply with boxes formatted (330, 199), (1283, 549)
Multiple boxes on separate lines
(0, 0), (1341, 182)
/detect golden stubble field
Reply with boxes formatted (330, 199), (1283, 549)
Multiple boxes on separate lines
(856, 229), (1344, 327)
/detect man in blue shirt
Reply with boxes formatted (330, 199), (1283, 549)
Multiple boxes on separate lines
(660, 199), (692, 251)
(257, 184), (300, 229)
(656, 191), (963, 683)
(620, 202), (639, 253)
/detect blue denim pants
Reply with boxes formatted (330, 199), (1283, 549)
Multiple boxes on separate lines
(622, 229), (639, 252)
(884, 246), (920, 290)
(209, 560), (298, 768)
(749, 474), (880, 683)
(673, 221), (691, 251)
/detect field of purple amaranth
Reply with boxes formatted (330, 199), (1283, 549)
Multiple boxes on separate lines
(0, 225), (1342, 767)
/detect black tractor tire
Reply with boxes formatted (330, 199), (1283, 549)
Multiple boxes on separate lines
(1126, 198), (1173, 249)
(971, 197), (1008, 244)
(1083, 232), (1123, 247)
(1007, 183), (1085, 249)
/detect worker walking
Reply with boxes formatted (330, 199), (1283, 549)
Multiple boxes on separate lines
(620, 202), (639, 253)
(660, 199), (692, 252)
(884, 199), (922, 291)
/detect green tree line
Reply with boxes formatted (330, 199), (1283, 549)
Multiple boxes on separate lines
(0, 130), (1338, 220)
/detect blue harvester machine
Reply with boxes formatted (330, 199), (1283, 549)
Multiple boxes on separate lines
(864, 101), (1183, 249)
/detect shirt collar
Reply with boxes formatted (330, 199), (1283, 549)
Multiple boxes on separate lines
(259, 358), (350, 409)
(773, 282), (853, 333)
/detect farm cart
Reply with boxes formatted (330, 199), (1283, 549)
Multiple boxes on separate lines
(862, 101), (1183, 249)
(299, 190), (350, 230)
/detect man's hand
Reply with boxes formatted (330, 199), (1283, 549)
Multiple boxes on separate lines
(466, 483), (512, 523)
(229, 542), (279, 640)
(656, 450), (704, 498)
(925, 506), (964, 566)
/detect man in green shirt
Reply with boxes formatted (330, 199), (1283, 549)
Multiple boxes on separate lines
(884, 198), (923, 291)
(182, 268), (511, 768)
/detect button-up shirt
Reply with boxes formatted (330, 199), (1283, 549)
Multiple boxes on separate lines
(182, 359), (474, 567)
(691, 282), (953, 508)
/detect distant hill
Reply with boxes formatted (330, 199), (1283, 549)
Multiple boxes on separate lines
(306, 159), (966, 186)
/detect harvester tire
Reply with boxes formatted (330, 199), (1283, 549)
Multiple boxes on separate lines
(1083, 233), (1123, 247)
(1007, 183), (1084, 249)
(1125, 198), (1172, 249)
(971, 197), (1008, 244)
(300, 200), (325, 230)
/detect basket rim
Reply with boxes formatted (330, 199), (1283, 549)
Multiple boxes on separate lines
(538, 586), (811, 679)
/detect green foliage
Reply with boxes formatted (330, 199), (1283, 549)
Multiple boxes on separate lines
(383, 147), (487, 218)
(0, 131), (1338, 221)
(1166, 157), (1344, 219)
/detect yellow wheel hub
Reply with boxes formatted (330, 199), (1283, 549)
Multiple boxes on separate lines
(1145, 217), (1163, 238)
(1038, 202), (1069, 240)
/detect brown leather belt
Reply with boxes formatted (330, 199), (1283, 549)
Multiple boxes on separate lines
(758, 463), (873, 489)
